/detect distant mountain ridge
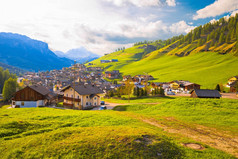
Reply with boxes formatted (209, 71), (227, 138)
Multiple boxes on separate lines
(0, 32), (74, 71)
(0, 62), (26, 75)
(54, 48), (100, 63)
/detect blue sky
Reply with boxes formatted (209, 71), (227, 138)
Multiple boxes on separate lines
(0, 0), (237, 55)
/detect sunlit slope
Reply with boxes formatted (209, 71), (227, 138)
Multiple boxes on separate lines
(118, 52), (238, 88)
(89, 44), (158, 70)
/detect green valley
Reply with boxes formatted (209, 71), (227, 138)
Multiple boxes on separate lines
(89, 15), (238, 89)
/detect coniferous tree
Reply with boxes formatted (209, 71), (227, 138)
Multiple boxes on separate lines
(210, 40), (214, 47)
(219, 33), (224, 44)
(215, 84), (221, 92)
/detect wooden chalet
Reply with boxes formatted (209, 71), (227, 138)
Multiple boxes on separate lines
(12, 85), (56, 108)
(229, 81), (237, 93)
(183, 83), (201, 91)
(190, 89), (221, 98)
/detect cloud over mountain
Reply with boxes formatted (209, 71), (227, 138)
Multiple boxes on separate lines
(193, 0), (238, 20)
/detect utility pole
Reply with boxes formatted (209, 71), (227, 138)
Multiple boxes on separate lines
(73, 60), (76, 109)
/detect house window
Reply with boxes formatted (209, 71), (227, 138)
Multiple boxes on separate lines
(66, 94), (68, 97)
(13, 102), (15, 105)
(94, 103), (96, 106)
(71, 89), (72, 91)
(21, 102), (24, 106)
(77, 96), (79, 99)
(71, 95), (73, 98)
(86, 96), (88, 99)
(86, 102), (88, 105)
(94, 97), (97, 100)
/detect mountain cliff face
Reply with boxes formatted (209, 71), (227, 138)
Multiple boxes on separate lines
(54, 47), (100, 63)
(0, 32), (73, 71)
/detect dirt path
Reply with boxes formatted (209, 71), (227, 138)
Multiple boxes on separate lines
(138, 116), (238, 157)
(221, 93), (238, 99)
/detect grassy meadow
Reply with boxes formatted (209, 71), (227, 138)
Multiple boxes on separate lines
(1, 97), (238, 158)
(90, 42), (238, 89)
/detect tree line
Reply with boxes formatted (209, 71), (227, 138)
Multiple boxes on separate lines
(133, 13), (238, 54)
(0, 67), (17, 102)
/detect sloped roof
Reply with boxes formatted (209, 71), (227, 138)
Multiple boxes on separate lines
(191, 89), (221, 98)
(61, 84), (104, 95)
(29, 85), (51, 96)
(184, 83), (201, 86)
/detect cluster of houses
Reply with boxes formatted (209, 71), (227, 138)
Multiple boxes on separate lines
(227, 76), (238, 93)
(9, 66), (238, 109)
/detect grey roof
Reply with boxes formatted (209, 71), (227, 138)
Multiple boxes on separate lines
(61, 84), (104, 95)
(191, 89), (221, 98)
(29, 85), (51, 96)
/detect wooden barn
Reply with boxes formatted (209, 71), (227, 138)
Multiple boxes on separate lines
(190, 89), (221, 98)
(184, 83), (201, 91)
(12, 85), (56, 108)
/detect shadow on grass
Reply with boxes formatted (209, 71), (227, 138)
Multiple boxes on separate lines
(119, 96), (176, 101)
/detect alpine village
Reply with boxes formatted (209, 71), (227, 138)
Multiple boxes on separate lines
(0, 1), (238, 159)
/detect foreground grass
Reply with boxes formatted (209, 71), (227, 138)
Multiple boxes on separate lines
(0, 97), (237, 158)
(113, 98), (238, 132)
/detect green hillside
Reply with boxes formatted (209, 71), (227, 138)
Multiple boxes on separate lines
(89, 14), (238, 89)
(1, 97), (237, 158)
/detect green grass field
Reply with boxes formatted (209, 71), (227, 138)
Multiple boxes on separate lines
(1, 97), (238, 158)
(90, 44), (238, 89)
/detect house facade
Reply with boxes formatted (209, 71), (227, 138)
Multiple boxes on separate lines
(11, 85), (55, 108)
(61, 84), (104, 109)
(230, 81), (237, 92)
(183, 83), (201, 91)
(228, 76), (238, 85)
(104, 70), (120, 79)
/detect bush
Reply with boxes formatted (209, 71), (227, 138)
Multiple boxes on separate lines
(57, 102), (63, 107)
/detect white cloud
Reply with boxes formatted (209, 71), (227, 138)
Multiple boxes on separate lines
(231, 10), (238, 17)
(166, 0), (176, 7)
(169, 21), (195, 34)
(0, 0), (185, 55)
(104, 0), (176, 7)
(193, 0), (238, 20)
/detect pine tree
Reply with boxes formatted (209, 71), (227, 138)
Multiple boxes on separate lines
(197, 39), (202, 47)
(133, 87), (137, 96)
(219, 33), (224, 44)
(210, 40), (214, 47)
(215, 84), (221, 92)
(226, 33), (230, 43)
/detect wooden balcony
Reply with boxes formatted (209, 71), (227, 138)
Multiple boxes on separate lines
(63, 96), (81, 102)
